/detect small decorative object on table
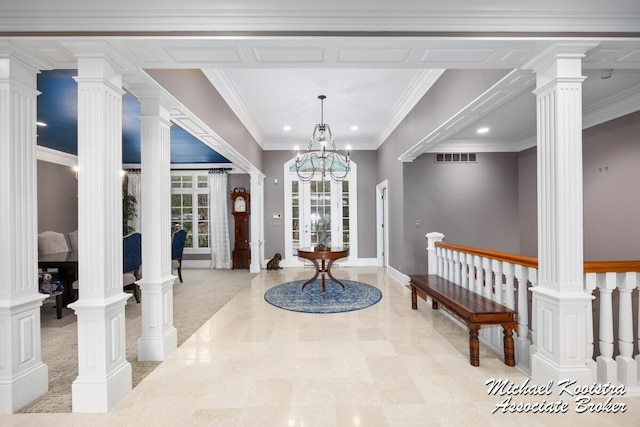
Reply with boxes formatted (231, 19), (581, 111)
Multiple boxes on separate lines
(314, 214), (331, 251)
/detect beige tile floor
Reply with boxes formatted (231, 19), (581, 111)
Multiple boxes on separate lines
(2, 266), (639, 426)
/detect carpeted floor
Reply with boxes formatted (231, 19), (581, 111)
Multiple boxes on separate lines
(19, 268), (253, 413)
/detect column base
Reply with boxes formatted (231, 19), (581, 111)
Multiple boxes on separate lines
(72, 361), (132, 413)
(532, 352), (593, 395)
(138, 327), (177, 361)
(0, 362), (48, 413)
(137, 276), (177, 361)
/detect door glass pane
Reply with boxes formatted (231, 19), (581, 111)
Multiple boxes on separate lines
(311, 178), (331, 247)
(291, 178), (300, 252)
(342, 181), (349, 247)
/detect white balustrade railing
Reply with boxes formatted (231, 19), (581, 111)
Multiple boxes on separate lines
(425, 232), (640, 392)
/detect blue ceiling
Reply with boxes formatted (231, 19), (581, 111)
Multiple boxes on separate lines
(36, 69), (230, 164)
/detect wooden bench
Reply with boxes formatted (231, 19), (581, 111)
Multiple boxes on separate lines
(409, 274), (517, 367)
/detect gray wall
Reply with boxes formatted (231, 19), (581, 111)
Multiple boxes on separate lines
(261, 150), (378, 260)
(403, 152), (520, 274)
(518, 110), (640, 261)
(517, 147), (537, 257)
(146, 69), (263, 171)
(377, 69), (511, 272)
(37, 160), (78, 233)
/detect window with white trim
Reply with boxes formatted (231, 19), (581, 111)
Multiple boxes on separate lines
(171, 172), (210, 253)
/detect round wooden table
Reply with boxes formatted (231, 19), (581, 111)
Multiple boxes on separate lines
(297, 247), (349, 293)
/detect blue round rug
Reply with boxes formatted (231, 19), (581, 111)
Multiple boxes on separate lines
(264, 279), (382, 314)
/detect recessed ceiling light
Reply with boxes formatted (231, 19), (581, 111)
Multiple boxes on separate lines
(350, 125), (359, 131)
(477, 126), (490, 134)
(283, 125), (291, 131)
(36, 121), (47, 127)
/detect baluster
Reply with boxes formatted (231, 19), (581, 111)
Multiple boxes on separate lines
(490, 259), (503, 349)
(474, 255), (483, 296)
(596, 272), (617, 384)
(453, 251), (460, 285)
(584, 272), (598, 382)
(436, 246), (444, 277)
(617, 272), (637, 387)
(528, 267), (538, 357)
(503, 262), (515, 310)
(483, 257), (492, 300)
(636, 274), (640, 383)
(444, 249), (452, 281)
(460, 252), (469, 289)
(492, 260), (503, 304)
(514, 265), (530, 371)
(447, 249), (454, 282)
(466, 253), (474, 290)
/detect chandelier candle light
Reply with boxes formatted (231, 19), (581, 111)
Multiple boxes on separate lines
(295, 95), (351, 183)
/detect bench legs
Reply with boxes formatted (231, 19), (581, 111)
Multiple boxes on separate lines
(469, 326), (480, 366)
(502, 324), (516, 367)
(411, 284), (516, 368)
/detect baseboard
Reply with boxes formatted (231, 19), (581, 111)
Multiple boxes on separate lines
(387, 265), (410, 288)
(181, 260), (212, 269)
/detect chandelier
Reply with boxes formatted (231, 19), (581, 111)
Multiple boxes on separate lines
(295, 95), (351, 183)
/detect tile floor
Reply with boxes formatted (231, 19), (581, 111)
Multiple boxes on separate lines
(2, 266), (639, 426)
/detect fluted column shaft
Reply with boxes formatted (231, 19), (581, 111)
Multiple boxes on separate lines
(250, 172), (264, 273)
(529, 44), (596, 389)
(0, 51), (48, 413)
(67, 45), (132, 413)
(137, 95), (177, 361)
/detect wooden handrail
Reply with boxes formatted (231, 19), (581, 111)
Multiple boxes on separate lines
(435, 242), (640, 273)
(583, 260), (640, 274)
(435, 242), (538, 268)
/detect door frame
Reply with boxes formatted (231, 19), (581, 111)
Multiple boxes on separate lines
(376, 180), (389, 268)
(283, 157), (358, 267)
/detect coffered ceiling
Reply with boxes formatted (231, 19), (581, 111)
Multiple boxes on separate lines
(2, 1), (640, 171)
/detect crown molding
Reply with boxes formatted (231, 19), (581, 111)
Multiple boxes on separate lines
(375, 68), (444, 148)
(37, 145), (77, 166)
(399, 68), (535, 161)
(202, 68), (265, 149)
(583, 84), (640, 129)
(1, 6), (640, 33)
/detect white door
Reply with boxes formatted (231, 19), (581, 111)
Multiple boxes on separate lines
(285, 160), (357, 266)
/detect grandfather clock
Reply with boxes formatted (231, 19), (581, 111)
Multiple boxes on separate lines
(231, 187), (250, 269)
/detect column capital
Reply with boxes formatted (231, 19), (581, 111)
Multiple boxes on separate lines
(523, 42), (599, 72)
(0, 40), (49, 74)
(524, 42), (598, 89)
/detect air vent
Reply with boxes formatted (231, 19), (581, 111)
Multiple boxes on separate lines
(434, 153), (477, 163)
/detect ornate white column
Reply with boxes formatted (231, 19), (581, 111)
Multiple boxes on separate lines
(136, 94), (177, 361)
(249, 172), (264, 273)
(0, 48), (48, 413)
(528, 43), (597, 389)
(66, 43), (132, 412)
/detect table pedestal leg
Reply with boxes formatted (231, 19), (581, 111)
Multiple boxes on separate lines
(301, 258), (321, 292)
(326, 259), (345, 290)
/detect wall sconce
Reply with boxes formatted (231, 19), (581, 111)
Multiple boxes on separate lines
(72, 165), (78, 180)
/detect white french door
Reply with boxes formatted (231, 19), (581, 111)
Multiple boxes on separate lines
(284, 159), (357, 266)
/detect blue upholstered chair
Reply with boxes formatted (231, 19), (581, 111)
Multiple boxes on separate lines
(72, 232), (142, 303)
(171, 229), (187, 283)
(123, 232), (142, 302)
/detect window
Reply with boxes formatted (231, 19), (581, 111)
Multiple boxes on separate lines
(171, 172), (210, 253)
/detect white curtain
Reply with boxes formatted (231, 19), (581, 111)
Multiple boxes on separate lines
(208, 171), (231, 269)
(127, 171), (142, 232)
